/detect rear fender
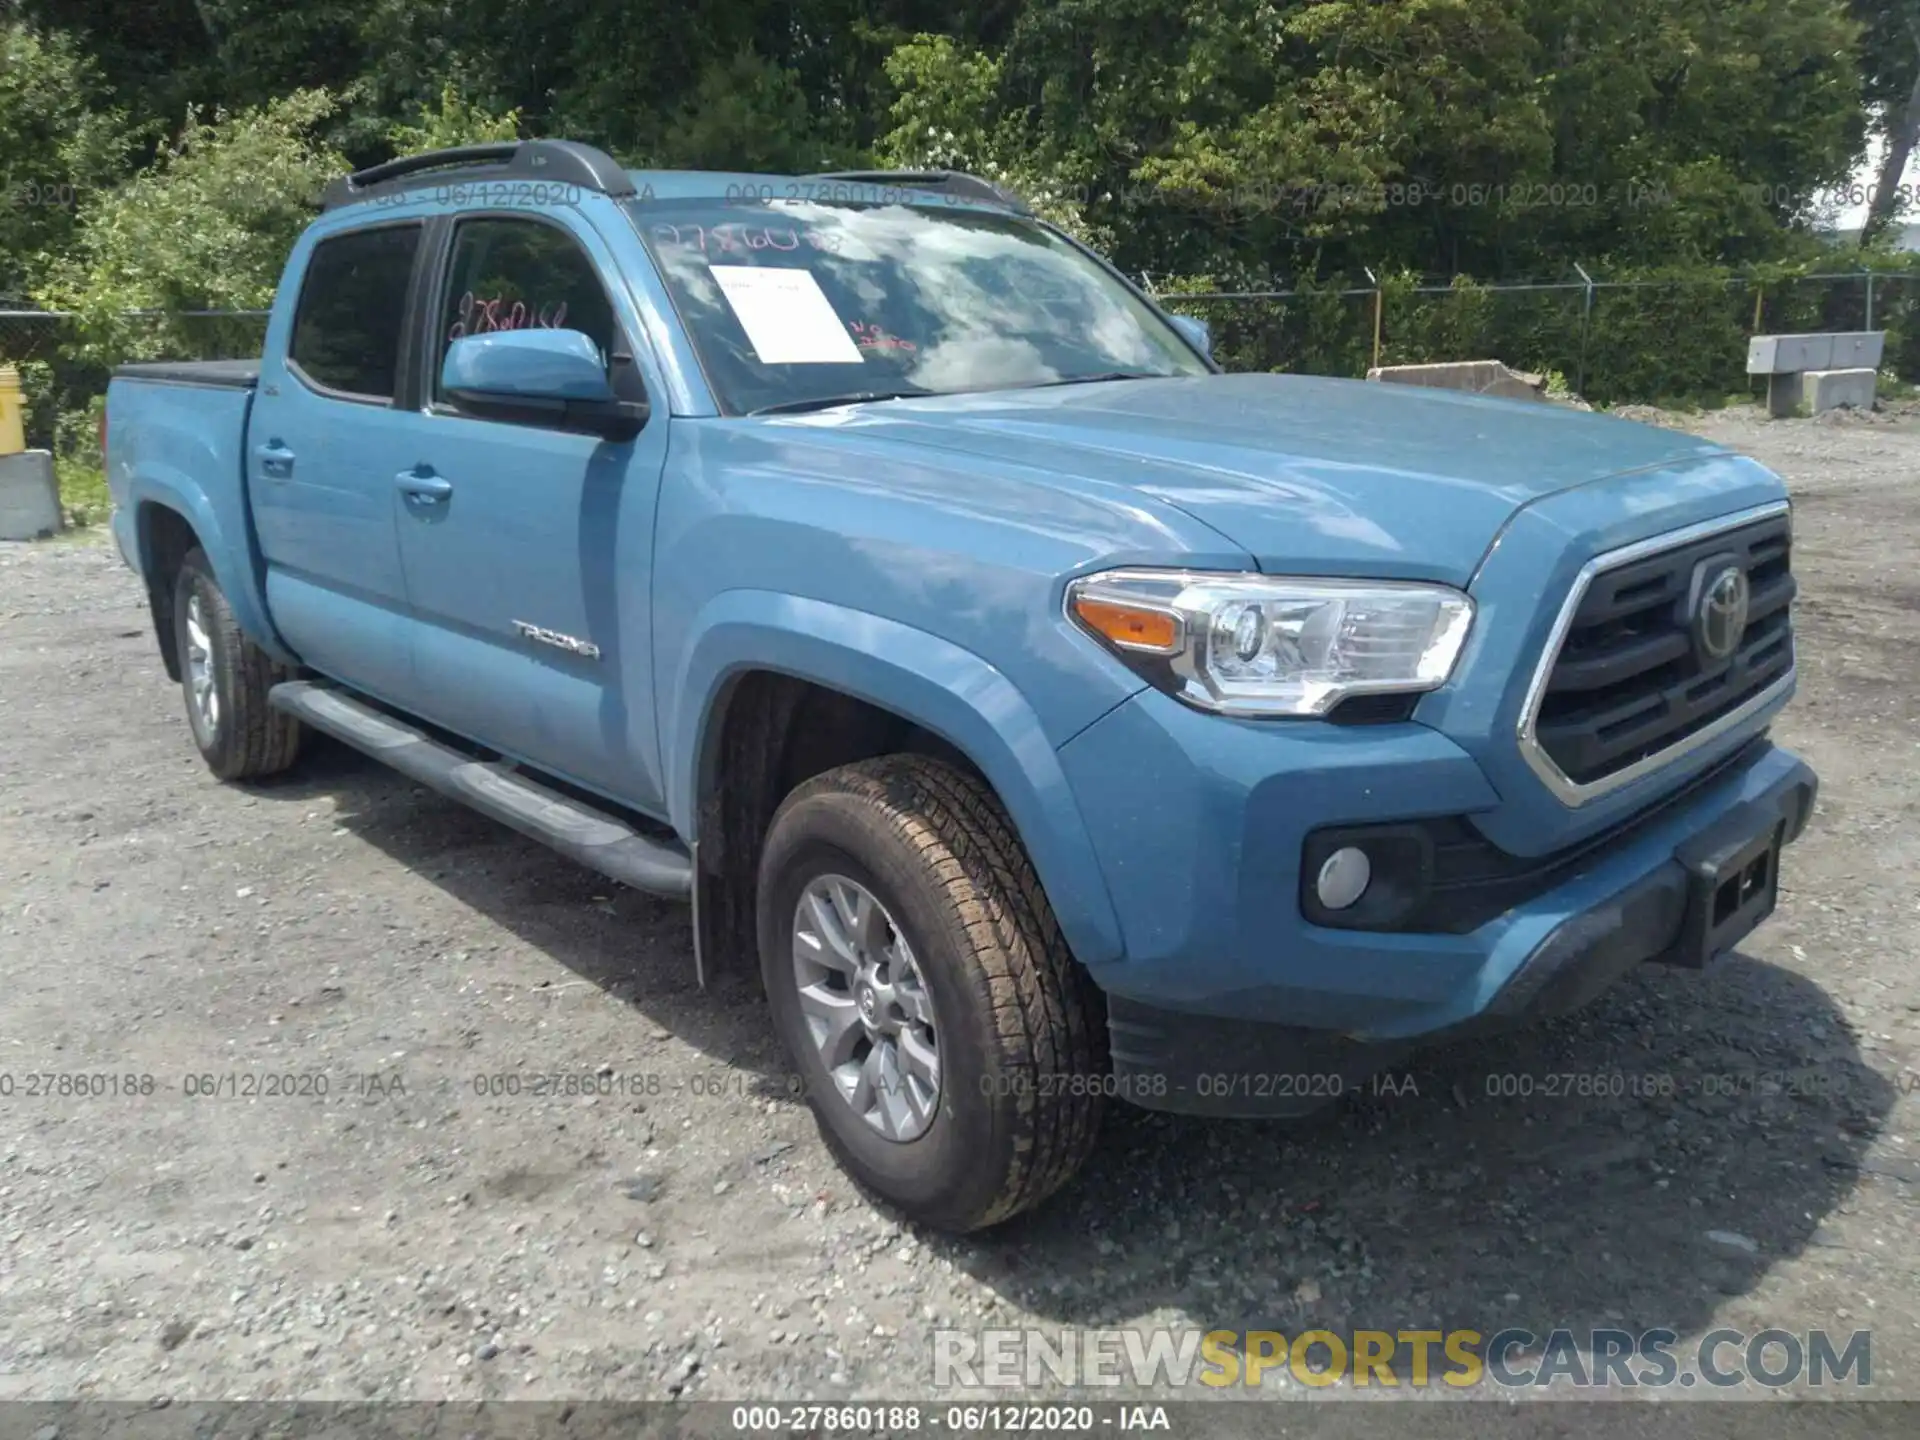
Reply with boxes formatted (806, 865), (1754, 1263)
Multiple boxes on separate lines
(128, 467), (295, 667)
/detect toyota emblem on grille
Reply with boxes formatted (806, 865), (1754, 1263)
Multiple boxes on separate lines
(1694, 564), (1750, 662)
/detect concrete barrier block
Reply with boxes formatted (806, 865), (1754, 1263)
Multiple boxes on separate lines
(1829, 333), (1886, 371)
(1366, 360), (1547, 402)
(0, 449), (61, 540)
(1804, 368), (1877, 415)
(1748, 331), (1884, 375)
(1750, 334), (1832, 375)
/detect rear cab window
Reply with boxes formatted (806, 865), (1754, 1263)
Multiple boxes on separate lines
(287, 224), (423, 402)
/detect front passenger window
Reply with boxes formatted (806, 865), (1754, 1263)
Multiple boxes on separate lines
(435, 218), (620, 400)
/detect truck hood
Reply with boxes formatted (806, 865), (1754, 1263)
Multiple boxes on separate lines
(794, 373), (1730, 582)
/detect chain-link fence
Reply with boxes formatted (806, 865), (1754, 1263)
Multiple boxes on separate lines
(1157, 270), (1920, 406)
(3, 273), (1917, 453)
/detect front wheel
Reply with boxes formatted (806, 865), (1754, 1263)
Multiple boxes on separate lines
(757, 755), (1106, 1231)
(171, 547), (303, 780)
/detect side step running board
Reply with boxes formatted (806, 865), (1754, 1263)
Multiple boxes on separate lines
(269, 680), (693, 900)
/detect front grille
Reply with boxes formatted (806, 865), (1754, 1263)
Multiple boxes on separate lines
(1532, 512), (1795, 787)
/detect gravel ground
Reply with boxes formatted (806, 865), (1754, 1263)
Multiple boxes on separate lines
(1, 403), (1918, 1412)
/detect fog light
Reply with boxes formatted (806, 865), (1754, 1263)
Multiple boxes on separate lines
(1316, 846), (1372, 910)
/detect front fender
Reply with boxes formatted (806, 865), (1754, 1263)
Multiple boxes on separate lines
(127, 467), (294, 666)
(666, 589), (1127, 968)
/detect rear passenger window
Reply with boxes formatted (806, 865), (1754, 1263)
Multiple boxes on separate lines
(288, 225), (421, 400)
(435, 218), (619, 398)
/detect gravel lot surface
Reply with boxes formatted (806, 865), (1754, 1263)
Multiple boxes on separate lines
(1, 403), (1917, 1417)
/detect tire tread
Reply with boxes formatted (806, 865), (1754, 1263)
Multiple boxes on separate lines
(807, 755), (1106, 1227)
(177, 548), (302, 780)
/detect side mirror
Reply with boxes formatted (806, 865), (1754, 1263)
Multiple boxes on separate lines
(1169, 313), (1213, 361)
(442, 329), (616, 404)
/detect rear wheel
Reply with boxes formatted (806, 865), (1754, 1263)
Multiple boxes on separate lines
(171, 548), (303, 780)
(758, 755), (1105, 1231)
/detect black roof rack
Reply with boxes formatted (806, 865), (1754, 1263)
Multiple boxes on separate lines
(807, 170), (1029, 213)
(321, 140), (635, 211)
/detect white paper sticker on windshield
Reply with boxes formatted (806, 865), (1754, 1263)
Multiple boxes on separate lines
(710, 265), (863, 365)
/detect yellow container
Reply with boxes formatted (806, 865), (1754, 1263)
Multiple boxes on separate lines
(0, 365), (26, 456)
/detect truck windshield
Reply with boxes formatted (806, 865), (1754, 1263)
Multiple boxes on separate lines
(627, 197), (1209, 415)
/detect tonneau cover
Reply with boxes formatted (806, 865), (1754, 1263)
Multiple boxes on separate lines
(113, 359), (260, 389)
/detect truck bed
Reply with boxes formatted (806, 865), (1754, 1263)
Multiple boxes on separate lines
(112, 360), (260, 389)
(105, 361), (284, 662)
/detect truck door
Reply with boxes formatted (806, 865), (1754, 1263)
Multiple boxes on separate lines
(249, 220), (427, 704)
(388, 210), (672, 813)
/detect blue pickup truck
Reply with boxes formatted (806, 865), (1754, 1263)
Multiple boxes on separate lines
(105, 140), (1817, 1231)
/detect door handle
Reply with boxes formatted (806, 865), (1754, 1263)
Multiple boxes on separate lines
(254, 441), (295, 480)
(395, 469), (453, 503)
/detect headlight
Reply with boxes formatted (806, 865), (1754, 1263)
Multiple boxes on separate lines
(1066, 569), (1474, 718)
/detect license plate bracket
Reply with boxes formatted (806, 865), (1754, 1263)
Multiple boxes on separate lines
(1667, 799), (1783, 969)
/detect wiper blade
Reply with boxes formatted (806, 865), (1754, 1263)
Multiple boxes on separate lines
(1023, 371), (1169, 389)
(749, 389), (931, 416)
(750, 374), (1164, 414)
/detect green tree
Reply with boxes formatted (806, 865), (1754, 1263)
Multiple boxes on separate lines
(1526, 0), (1862, 261)
(877, 0), (1865, 281)
(386, 81), (521, 153)
(655, 51), (854, 172)
(39, 89), (347, 361)
(13, 0), (214, 156)
(0, 21), (133, 299)
(4, 0), (1906, 406)
(1854, 0), (1920, 243)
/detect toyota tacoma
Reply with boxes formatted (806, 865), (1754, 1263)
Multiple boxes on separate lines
(103, 140), (1817, 1231)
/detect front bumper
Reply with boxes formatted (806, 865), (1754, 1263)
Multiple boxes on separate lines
(1055, 688), (1817, 1117)
(1106, 754), (1813, 1117)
